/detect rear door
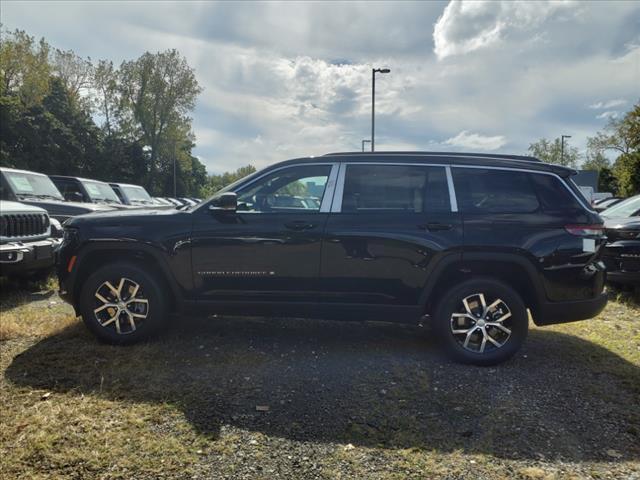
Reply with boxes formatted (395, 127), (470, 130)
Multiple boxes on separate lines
(320, 163), (462, 308)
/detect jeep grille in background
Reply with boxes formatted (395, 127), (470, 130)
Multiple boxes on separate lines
(0, 213), (50, 238)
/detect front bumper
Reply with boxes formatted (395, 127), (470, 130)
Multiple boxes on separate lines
(0, 238), (62, 276)
(602, 240), (640, 286)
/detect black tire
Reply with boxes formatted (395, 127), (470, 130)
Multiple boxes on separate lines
(79, 262), (167, 344)
(433, 278), (528, 366)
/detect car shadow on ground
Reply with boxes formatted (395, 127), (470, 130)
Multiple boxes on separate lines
(6, 315), (640, 462)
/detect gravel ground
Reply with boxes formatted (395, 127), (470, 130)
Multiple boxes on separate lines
(1, 286), (639, 479)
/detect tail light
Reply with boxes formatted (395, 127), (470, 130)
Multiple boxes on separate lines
(565, 224), (604, 236)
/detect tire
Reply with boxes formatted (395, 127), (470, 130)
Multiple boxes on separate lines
(78, 262), (167, 344)
(433, 278), (528, 366)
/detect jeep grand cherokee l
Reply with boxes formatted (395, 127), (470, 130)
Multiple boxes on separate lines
(57, 152), (607, 365)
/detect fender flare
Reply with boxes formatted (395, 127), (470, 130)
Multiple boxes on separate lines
(71, 239), (185, 305)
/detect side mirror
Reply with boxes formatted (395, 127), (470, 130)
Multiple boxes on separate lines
(65, 191), (84, 202)
(208, 192), (237, 212)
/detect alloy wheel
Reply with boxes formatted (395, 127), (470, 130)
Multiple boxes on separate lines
(450, 293), (512, 353)
(93, 277), (149, 334)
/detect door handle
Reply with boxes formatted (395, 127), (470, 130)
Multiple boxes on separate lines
(419, 222), (453, 232)
(284, 221), (316, 231)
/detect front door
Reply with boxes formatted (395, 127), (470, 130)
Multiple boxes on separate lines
(320, 163), (463, 307)
(191, 163), (336, 305)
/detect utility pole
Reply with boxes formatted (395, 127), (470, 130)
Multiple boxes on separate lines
(371, 68), (390, 152)
(561, 135), (571, 164)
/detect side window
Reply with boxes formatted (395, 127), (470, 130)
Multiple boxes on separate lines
(341, 165), (450, 213)
(452, 168), (539, 214)
(236, 165), (331, 213)
(530, 174), (585, 212)
(55, 180), (85, 201)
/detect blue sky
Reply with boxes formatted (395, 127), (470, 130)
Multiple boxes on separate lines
(2, 0), (639, 174)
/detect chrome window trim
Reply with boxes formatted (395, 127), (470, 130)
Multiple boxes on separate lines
(330, 163), (347, 213)
(197, 162), (337, 214)
(445, 166), (458, 213)
(319, 164), (340, 213)
(449, 164), (596, 213)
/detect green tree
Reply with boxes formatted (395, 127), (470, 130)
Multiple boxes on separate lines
(588, 104), (640, 155)
(0, 29), (51, 107)
(587, 102), (639, 196)
(528, 137), (580, 167)
(92, 60), (119, 136)
(118, 49), (202, 191)
(204, 165), (257, 196)
(612, 152), (640, 196)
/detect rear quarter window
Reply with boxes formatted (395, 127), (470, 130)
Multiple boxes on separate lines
(452, 168), (539, 214)
(529, 174), (585, 212)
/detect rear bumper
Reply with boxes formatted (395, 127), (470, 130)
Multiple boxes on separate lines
(533, 292), (608, 326)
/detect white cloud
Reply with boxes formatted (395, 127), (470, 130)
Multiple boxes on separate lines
(595, 111), (620, 120)
(444, 131), (507, 150)
(433, 0), (575, 60)
(588, 99), (626, 109)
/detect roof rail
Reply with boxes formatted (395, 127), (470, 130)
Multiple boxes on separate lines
(323, 151), (541, 162)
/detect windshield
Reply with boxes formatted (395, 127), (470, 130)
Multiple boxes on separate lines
(122, 185), (153, 203)
(81, 180), (121, 203)
(601, 195), (640, 218)
(4, 171), (64, 200)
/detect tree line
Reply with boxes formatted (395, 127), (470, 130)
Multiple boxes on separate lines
(528, 103), (640, 196)
(0, 28), (210, 196)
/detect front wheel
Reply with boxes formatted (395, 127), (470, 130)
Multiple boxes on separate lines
(433, 278), (528, 366)
(78, 263), (167, 344)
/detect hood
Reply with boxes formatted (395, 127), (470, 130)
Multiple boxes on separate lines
(65, 205), (185, 227)
(0, 200), (47, 215)
(604, 217), (640, 231)
(19, 198), (115, 213)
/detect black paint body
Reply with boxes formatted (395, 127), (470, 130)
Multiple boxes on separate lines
(57, 153), (608, 325)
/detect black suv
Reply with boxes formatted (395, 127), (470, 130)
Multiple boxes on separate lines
(57, 152), (607, 365)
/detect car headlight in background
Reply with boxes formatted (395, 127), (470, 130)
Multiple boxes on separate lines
(50, 218), (64, 238)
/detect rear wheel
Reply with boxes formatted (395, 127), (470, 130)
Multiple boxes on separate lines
(79, 263), (166, 344)
(433, 278), (528, 365)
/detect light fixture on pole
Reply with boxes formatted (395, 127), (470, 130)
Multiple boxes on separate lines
(561, 135), (571, 164)
(361, 139), (371, 152)
(371, 67), (390, 152)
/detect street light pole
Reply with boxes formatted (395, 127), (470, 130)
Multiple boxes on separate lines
(361, 139), (371, 152)
(561, 135), (571, 164)
(371, 67), (390, 152)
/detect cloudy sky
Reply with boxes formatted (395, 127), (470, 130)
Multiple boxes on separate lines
(2, 0), (639, 173)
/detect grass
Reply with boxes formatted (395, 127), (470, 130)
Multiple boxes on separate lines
(1, 278), (639, 479)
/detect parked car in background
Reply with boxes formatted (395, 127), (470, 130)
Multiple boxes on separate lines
(50, 175), (128, 208)
(591, 192), (613, 204)
(0, 167), (115, 223)
(57, 151), (607, 366)
(0, 200), (61, 280)
(601, 195), (640, 289)
(178, 197), (198, 207)
(594, 196), (624, 212)
(109, 182), (162, 208)
(152, 197), (176, 207)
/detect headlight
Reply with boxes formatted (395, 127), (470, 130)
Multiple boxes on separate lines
(50, 218), (64, 238)
(62, 227), (79, 244)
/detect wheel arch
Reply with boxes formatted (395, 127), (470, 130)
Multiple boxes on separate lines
(421, 252), (545, 319)
(72, 243), (182, 312)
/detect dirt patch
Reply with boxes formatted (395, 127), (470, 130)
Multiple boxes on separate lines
(1, 282), (639, 479)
